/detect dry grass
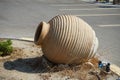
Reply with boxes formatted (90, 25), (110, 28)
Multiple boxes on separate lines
(37, 57), (102, 80)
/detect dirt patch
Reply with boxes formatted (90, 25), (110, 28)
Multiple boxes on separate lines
(0, 39), (113, 80)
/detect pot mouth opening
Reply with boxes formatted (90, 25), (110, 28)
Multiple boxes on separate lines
(34, 22), (43, 44)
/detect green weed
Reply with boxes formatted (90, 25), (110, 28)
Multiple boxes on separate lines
(0, 39), (13, 56)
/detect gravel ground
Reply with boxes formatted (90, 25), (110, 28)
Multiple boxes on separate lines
(0, 39), (116, 80)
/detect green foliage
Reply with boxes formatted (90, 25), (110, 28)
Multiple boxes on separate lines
(0, 39), (13, 56)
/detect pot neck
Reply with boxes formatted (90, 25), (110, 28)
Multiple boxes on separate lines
(34, 21), (50, 45)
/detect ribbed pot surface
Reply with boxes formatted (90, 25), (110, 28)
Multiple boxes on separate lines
(34, 15), (98, 64)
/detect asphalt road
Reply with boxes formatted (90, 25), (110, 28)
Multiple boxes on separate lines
(0, 0), (120, 67)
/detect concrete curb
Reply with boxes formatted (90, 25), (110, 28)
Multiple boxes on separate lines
(0, 37), (34, 42)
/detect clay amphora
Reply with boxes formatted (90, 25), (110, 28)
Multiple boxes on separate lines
(34, 15), (98, 64)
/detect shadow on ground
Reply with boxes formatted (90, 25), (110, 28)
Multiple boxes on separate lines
(99, 5), (117, 8)
(4, 56), (57, 73)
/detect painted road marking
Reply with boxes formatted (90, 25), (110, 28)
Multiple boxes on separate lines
(98, 24), (120, 27)
(74, 14), (120, 17)
(59, 8), (120, 11)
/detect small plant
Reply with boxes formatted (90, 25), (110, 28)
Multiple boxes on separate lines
(0, 39), (13, 56)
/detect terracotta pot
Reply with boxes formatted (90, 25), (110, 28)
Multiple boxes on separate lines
(34, 15), (98, 64)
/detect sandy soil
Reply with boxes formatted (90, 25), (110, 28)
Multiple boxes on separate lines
(0, 39), (114, 80)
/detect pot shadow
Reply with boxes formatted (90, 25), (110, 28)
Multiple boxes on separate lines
(4, 55), (57, 73)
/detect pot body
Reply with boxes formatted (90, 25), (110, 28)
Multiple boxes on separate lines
(34, 15), (98, 64)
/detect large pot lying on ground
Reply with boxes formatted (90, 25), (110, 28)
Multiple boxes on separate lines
(34, 15), (98, 64)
